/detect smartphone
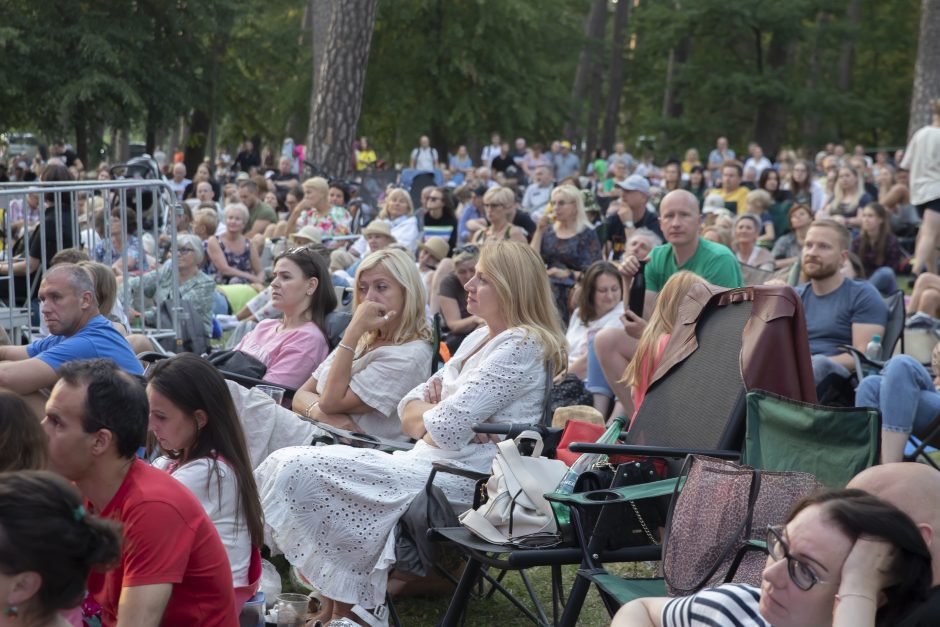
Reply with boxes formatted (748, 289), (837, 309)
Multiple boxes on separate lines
(627, 259), (647, 316)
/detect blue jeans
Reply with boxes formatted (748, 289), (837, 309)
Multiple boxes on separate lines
(855, 355), (940, 433)
(585, 333), (613, 398)
(868, 266), (898, 296)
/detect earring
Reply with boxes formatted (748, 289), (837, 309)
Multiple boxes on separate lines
(3, 605), (17, 618)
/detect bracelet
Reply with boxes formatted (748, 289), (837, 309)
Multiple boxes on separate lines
(338, 342), (355, 354)
(304, 401), (319, 419)
(836, 593), (876, 604)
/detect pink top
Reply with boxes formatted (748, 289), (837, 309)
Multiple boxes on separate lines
(236, 318), (329, 389)
(629, 333), (670, 431)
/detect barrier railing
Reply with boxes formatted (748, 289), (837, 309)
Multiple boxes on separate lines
(0, 178), (185, 346)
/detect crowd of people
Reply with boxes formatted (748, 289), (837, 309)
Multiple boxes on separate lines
(0, 98), (938, 626)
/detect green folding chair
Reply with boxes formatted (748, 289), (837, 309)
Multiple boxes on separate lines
(742, 389), (881, 487)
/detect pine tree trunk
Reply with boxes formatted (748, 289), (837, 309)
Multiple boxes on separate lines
(802, 13), (828, 145)
(754, 34), (792, 157)
(909, 0), (940, 136)
(564, 0), (607, 143)
(306, 0), (336, 164)
(184, 108), (211, 176)
(601, 0), (631, 152)
(307, 0), (379, 177)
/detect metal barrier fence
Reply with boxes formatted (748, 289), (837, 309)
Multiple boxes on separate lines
(0, 178), (184, 346)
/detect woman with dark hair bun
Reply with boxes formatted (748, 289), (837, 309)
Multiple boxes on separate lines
(614, 488), (931, 627)
(0, 471), (122, 625)
(146, 352), (265, 607)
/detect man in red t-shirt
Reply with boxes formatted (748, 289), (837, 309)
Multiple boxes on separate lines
(42, 359), (236, 627)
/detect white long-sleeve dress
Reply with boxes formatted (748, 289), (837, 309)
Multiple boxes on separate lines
(253, 326), (548, 607)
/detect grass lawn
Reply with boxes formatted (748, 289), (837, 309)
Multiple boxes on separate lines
(270, 554), (657, 626)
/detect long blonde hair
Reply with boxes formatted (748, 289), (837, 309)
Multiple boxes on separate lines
(622, 271), (705, 389)
(353, 248), (431, 351)
(550, 184), (591, 234)
(476, 241), (568, 376)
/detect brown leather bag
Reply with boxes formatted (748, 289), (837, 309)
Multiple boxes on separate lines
(661, 455), (819, 596)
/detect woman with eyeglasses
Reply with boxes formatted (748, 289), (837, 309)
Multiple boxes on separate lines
(232, 247), (337, 389)
(471, 186), (528, 245)
(122, 233), (216, 354)
(613, 489), (930, 627)
(531, 184), (603, 325)
(422, 186), (459, 250)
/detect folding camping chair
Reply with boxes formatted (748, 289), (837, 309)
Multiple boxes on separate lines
(431, 289), (757, 626)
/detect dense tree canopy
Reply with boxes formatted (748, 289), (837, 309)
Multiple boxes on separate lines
(0, 0), (925, 169)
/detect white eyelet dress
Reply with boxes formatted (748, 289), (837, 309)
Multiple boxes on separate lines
(254, 326), (549, 608)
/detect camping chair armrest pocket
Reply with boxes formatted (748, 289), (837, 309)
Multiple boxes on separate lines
(545, 476), (684, 508)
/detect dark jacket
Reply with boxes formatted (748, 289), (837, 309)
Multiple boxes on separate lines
(651, 282), (817, 404)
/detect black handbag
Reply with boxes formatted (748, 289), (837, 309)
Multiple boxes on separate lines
(206, 349), (267, 379)
(572, 458), (666, 548)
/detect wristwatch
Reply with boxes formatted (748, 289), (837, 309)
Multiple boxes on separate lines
(622, 220), (635, 229)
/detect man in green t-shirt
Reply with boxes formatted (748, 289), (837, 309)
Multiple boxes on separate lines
(590, 189), (742, 415)
(238, 179), (277, 237)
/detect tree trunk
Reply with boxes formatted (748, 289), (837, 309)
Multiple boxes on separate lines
(837, 0), (861, 93)
(563, 0), (607, 143)
(307, 0), (379, 177)
(184, 108), (211, 176)
(584, 48), (605, 170)
(909, 0), (940, 137)
(601, 0), (631, 152)
(802, 13), (828, 146)
(754, 34), (792, 157)
(306, 0), (335, 159)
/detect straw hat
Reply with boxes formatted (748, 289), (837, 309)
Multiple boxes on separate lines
(361, 221), (396, 241)
(418, 237), (450, 261)
(290, 225), (323, 244)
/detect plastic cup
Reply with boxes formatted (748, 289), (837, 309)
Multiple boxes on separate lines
(255, 385), (285, 405)
(274, 593), (309, 627)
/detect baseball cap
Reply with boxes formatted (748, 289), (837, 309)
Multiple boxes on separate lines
(615, 174), (650, 195)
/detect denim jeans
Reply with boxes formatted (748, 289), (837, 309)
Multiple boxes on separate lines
(868, 266), (898, 296)
(585, 333), (613, 397)
(855, 355), (940, 433)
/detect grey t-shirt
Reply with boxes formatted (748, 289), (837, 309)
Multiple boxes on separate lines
(796, 279), (887, 356)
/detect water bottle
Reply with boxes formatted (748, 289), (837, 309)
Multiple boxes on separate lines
(865, 334), (882, 360)
(551, 414), (628, 531)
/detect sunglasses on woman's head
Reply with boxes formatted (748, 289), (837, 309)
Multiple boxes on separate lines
(454, 245), (479, 255)
(766, 525), (834, 591)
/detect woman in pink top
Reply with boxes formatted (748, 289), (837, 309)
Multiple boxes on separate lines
(621, 271), (705, 429)
(235, 246), (336, 389)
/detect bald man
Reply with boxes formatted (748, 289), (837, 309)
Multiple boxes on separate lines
(848, 462), (940, 626)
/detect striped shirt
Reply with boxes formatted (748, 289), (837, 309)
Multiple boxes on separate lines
(662, 584), (770, 627)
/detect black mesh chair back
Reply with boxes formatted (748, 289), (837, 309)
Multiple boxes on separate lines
(880, 290), (906, 359)
(625, 298), (752, 453)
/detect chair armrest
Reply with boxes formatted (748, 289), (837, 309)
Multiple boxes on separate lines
(430, 460), (489, 482)
(545, 476), (684, 508)
(304, 419), (415, 452)
(839, 344), (884, 375)
(567, 443), (740, 460)
(137, 351), (170, 364)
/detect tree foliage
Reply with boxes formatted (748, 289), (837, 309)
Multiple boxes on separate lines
(0, 0), (925, 167)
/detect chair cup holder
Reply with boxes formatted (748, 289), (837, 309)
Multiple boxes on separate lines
(584, 490), (621, 502)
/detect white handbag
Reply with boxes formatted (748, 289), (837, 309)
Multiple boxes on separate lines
(459, 430), (569, 545)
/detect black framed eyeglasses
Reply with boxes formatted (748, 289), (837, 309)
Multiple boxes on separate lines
(766, 525), (833, 591)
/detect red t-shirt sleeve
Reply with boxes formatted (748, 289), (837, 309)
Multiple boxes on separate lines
(120, 500), (196, 587)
